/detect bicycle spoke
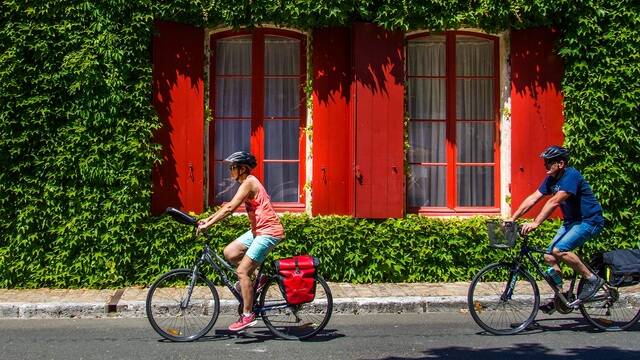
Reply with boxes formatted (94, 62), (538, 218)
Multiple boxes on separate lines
(468, 263), (538, 335)
(260, 276), (333, 340)
(146, 270), (220, 341)
(579, 281), (640, 330)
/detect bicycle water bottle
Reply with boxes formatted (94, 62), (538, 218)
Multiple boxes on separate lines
(546, 267), (563, 288)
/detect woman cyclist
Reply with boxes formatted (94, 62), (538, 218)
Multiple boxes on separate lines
(197, 151), (285, 332)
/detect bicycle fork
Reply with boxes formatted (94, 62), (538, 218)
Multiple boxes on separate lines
(501, 264), (521, 301)
(181, 263), (202, 309)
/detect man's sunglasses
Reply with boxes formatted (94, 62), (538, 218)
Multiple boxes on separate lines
(544, 159), (560, 167)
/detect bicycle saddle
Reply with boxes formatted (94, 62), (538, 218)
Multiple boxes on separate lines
(165, 207), (197, 225)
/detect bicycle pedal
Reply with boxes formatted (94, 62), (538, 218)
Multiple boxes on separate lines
(539, 302), (556, 315)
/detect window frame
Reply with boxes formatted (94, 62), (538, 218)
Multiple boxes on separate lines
(406, 31), (501, 215)
(208, 28), (307, 212)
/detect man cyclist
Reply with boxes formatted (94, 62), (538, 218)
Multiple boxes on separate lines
(509, 145), (605, 310)
(197, 151), (285, 331)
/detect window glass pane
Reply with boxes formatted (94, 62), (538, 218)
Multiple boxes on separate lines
(456, 79), (493, 120)
(264, 120), (299, 160)
(265, 36), (299, 75)
(407, 36), (445, 76)
(408, 79), (446, 120)
(457, 166), (494, 207)
(216, 36), (251, 75)
(214, 162), (240, 203)
(265, 162), (298, 202)
(264, 78), (299, 118)
(456, 122), (494, 163)
(456, 36), (493, 76)
(407, 165), (446, 207)
(216, 78), (251, 117)
(214, 120), (250, 159)
(408, 121), (445, 163)
(213, 34), (304, 206)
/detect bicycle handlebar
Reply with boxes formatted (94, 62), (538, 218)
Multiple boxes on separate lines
(165, 207), (198, 226)
(164, 207), (215, 240)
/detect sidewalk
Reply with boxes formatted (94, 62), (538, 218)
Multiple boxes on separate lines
(0, 282), (558, 319)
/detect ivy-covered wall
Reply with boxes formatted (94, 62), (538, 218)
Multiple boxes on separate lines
(0, 1), (638, 288)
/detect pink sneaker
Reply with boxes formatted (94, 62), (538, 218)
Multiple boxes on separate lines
(229, 313), (257, 332)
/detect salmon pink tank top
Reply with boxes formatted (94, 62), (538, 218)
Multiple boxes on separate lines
(244, 175), (285, 238)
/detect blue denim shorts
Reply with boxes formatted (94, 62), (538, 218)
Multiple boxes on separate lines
(548, 221), (603, 253)
(236, 230), (281, 263)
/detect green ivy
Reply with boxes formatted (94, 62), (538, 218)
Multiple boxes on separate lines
(559, 0), (640, 251)
(1, 1), (638, 288)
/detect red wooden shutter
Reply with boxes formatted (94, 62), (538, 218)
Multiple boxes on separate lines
(151, 21), (205, 215)
(311, 27), (352, 216)
(510, 27), (564, 218)
(352, 23), (405, 218)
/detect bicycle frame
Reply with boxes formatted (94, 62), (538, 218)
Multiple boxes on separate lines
(185, 237), (290, 315)
(504, 235), (607, 308)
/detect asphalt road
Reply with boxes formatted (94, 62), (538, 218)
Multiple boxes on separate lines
(1, 313), (639, 360)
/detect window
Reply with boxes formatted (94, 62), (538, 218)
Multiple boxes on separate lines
(406, 32), (499, 213)
(209, 29), (306, 209)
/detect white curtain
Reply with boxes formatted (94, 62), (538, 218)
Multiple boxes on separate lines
(407, 36), (446, 207)
(407, 35), (495, 208)
(214, 36), (252, 202)
(214, 35), (302, 203)
(263, 36), (300, 202)
(456, 36), (494, 207)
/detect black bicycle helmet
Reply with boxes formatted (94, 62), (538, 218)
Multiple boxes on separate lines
(540, 145), (569, 162)
(224, 151), (257, 169)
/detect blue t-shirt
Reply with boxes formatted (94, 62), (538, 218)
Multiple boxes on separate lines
(538, 167), (604, 226)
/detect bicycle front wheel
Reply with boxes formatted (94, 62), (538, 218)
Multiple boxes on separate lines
(468, 263), (540, 335)
(146, 269), (220, 342)
(259, 275), (333, 340)
(578, 276), (640, 331)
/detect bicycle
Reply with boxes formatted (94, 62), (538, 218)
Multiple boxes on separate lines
(467, 220), (640, 335)
(145, 207), (333, 341)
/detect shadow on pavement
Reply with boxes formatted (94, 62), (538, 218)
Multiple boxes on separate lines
(473, 316), (640, 336)
(363, 344), (640, 360)
(191, 327), (344, 344)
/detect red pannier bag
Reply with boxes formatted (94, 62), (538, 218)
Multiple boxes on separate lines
(275, 255), (319, 305)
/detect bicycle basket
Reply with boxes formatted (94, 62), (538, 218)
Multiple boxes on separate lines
(486, 220), (518, 249)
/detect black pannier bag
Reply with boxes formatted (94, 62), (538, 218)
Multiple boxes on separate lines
(602, 249), (640, 287)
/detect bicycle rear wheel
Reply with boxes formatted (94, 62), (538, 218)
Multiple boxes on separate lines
(468, 263), (540, 335)
(259, 275), (333, 340)
(578, 275), (640, 331)
(146, 269), (220, 341)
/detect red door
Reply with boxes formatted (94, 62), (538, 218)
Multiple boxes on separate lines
(510, 27), (564, 218)
(151, 21), (205, 215)
(352, 23), (405, 218)
(311, 27), (352, 216)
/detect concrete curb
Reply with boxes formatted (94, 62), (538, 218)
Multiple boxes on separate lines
(0, 296), (470, 319)
(0, 302), (107, 319)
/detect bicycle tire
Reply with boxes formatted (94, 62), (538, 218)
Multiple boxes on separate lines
(468, 262), (540, 335)
(578, 273), (640, 331)
(146, 269), (220, 342)
(259, 274), (333, 340)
